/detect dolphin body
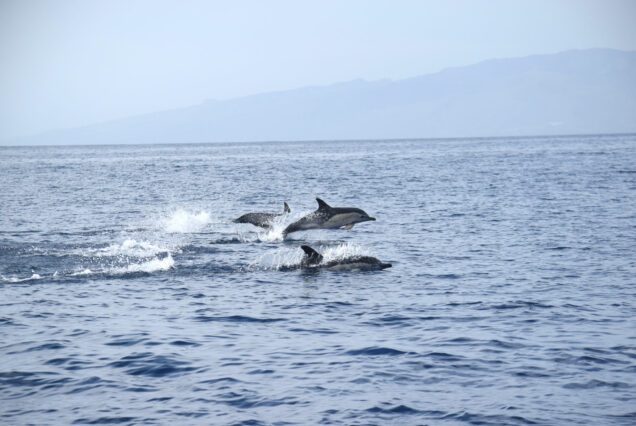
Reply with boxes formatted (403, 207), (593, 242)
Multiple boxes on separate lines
(298, 245), (391, 271)
(282, 198), (375, 237)
(233, 202), (290, 229)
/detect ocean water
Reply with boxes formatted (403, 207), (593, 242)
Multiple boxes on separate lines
(1, 135), (635, 425)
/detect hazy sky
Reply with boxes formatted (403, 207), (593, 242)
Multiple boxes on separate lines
(1, 0), (635, 141)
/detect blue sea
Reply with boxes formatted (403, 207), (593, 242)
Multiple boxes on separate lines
(1, 135), (635, 425)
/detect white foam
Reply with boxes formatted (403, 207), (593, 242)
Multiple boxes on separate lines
(1, 273), (42, 283)
(162, 209), (211, 233)
(71, 268), (93, 276)
(92, 238), (165, 258)
(113, 254), (175, 273)
(70, 254), (175, 277)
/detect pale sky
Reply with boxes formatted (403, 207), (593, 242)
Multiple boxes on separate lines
(1, 0), (635, 141)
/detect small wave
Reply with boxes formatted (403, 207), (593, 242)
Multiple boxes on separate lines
(162, 209), (211, 233)
(25, 342), (66, 352)
(72, 416), (137, 424)
(170, 340), (200, 347)
(563, 379), (630, 389)
(345, 346), (412, 356)
(105, 338), (147, 347)
(364, 315), (412, 326)
(423, 352), (464, 361)
(199, 377), (241, 385)
(483, 301), (554, 310)
(193, 315), (285, 323)
(1, 273), (41, 283)
(555, 354), (628, 366)
(442, 411), (538, 425)
(366, 405), (432, 415)
(108, 353), (198, 378)
(0, 371), (71, 390)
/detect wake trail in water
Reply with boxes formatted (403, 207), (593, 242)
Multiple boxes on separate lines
(1, 273), (42, 283)
(1, 208), (222, 283)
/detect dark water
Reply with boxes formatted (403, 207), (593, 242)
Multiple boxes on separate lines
(1, 135), (635, 425)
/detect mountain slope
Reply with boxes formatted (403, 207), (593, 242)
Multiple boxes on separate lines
(15, 49), (636, 145)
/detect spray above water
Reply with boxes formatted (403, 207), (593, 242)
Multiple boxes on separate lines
(162, 209), (211, 233)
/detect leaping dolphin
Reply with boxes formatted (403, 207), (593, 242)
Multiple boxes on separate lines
(299, 245), (391, 271)
(233, 202), (291, 229)
(282, 198), (375, 237)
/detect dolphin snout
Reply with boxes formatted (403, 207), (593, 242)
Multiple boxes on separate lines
(367, 217), (376, 221)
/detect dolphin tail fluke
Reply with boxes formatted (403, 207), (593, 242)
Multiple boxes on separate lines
(301, 245), (324, 265)
(283, 202), (290, 213)
(316, 198), (331, 211)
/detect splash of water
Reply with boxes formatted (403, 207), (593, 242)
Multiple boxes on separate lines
(254, 210), (303, 242)
(253, 242), (373, 271)
(162, 209), (211, 233)
(321, 242), (373, 262)
(251, 247), (304, 271)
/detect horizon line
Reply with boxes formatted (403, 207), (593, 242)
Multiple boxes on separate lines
(2, 131), (634, 149)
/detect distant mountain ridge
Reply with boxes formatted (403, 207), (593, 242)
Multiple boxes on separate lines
(12, 48), (636, 145)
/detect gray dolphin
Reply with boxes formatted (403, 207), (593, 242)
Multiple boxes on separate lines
(233, 202), (290, 229)
(299, 245), (391, 271)
(282, 198), (375, 237)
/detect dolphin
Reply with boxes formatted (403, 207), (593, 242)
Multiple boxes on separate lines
(299, 245), (391, 271)
(233, 202), (290, 229)
(282, 198), (375, 237)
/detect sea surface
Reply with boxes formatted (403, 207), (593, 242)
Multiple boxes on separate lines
(1, 135), (635, 425)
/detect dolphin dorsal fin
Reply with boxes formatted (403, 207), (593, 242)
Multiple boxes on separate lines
(283, 202), (290, 213)
(316, 198), (331, 211)
(301, 245), (323, 264)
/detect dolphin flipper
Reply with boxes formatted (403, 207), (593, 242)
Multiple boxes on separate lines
(283, 202), (290, 213)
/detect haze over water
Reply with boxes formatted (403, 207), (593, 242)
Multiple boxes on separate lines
(1, 134), (635, 424)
